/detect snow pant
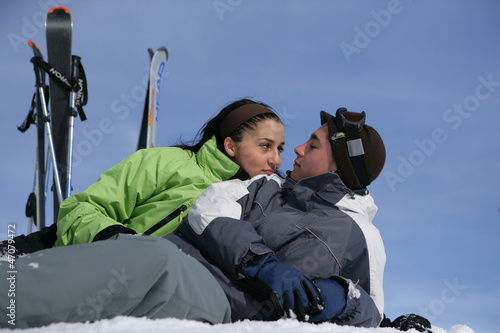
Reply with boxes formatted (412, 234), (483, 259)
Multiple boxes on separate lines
(165, 233), (283, 322)
(0, 234), (231, 328)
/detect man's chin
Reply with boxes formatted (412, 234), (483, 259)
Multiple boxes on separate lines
(289, 169), (299, 182)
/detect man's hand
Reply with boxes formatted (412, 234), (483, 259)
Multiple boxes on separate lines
(308, 278), (346, 322)
(243, 254), (323, 320)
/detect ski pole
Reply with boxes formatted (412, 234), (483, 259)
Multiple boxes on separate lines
(66, 56), (81, 198)
(31, 57), (64, 206)
(28, 41), (47, 229)
(45, 148), (52, 203)
(39, 87), (64, 206)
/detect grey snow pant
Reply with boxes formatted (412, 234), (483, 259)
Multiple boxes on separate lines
(0, 234), (231, 328)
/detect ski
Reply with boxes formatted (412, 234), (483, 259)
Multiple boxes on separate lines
(31, 41), (46, 232)
(137, 47), (168, 149)
(137, 48), (154, 151)
(18, 9), (87, 232)
(45, 6), (72, 221)
(22, 40), (67, 230)
(21, 41), (48, 231)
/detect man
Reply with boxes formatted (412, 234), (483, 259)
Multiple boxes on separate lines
(167, 108), (387, 327)
(0, 108), (392, 329)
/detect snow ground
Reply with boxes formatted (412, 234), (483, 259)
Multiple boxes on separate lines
(0, 316), (476, 333)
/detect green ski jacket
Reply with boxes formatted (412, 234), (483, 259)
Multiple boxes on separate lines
(54, 136), (241, 246)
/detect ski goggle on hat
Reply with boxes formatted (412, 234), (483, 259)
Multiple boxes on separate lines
(320, 108), (386, 190)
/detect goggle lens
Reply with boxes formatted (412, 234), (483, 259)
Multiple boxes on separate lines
(335, 108), (366, 132)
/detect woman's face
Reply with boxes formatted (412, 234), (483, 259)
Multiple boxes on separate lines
(224, 119), (285, 178)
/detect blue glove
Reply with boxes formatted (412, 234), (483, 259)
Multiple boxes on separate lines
(308, 278), (346, 322)
(243, 254), (323, 320)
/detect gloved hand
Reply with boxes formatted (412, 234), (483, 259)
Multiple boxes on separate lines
(243, 254), (323, 320)
(93, 225), (137, 242)
(308, 278), (346, 322)
(380, 313), (432, 333)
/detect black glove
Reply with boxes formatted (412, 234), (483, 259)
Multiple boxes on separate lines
(380, 313), (432, 333)
(93, 225), (137, 242)
(0, 223), (58, 258)
(243, 254), (323, 320)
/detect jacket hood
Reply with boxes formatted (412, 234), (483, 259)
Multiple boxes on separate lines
(196, 136), (241, 182)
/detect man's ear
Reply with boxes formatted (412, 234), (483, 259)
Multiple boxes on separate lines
(329, 161), (338, 173)
(223, 137), (236, 157)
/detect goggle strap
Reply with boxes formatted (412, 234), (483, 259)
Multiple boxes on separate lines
(345, 122), (370, 188)
(347, 139), (364, 157)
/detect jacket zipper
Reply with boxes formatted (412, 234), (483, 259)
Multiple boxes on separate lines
(296, 224), (343, 275)
(144, 204), (187, 236)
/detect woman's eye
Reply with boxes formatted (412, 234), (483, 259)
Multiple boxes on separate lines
(260, 144), (270, 149)
(278, 146), (284, 153)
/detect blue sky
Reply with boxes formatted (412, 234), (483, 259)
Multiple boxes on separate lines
(1, 1), (499, 331)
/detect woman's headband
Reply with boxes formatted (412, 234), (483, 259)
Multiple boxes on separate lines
(218, 104), (276, 140)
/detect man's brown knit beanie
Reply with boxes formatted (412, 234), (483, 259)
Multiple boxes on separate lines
(320, 108), (386, 190)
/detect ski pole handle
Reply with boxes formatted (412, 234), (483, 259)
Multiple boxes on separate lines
(66, 55), (82, 198)
(30, 57), (45, 87)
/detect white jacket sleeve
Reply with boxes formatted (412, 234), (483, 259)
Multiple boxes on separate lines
(187, 179), (250, 235)
(180, 175), (282, 278)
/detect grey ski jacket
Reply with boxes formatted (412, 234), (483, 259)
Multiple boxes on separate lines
(169, 172), (385, 327)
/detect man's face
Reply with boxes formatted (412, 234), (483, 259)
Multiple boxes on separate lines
(289, 124), (337, 182)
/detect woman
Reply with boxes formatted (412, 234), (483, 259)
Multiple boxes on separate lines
(2, 99), (285, 253)
(0, 98), (285, 329)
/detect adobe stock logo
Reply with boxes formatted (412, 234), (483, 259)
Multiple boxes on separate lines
(384, 74), (499, 192)
(339, 0), (407, 64)
(213, 0), (244, 21)
(419, 278), (468, 322)
(6, 0), (71, 53)
(273, 106), (296, 126)
(71, 66), (170, 167)
(76, 267), (135, 322)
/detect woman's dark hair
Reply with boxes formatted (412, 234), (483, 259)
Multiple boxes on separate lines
(175, 99), (282, 153)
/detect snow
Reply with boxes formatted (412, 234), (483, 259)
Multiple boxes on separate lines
(0, 316), (475, 333)
(347, 280), (361, 299)
(27, 262), (39, 269)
